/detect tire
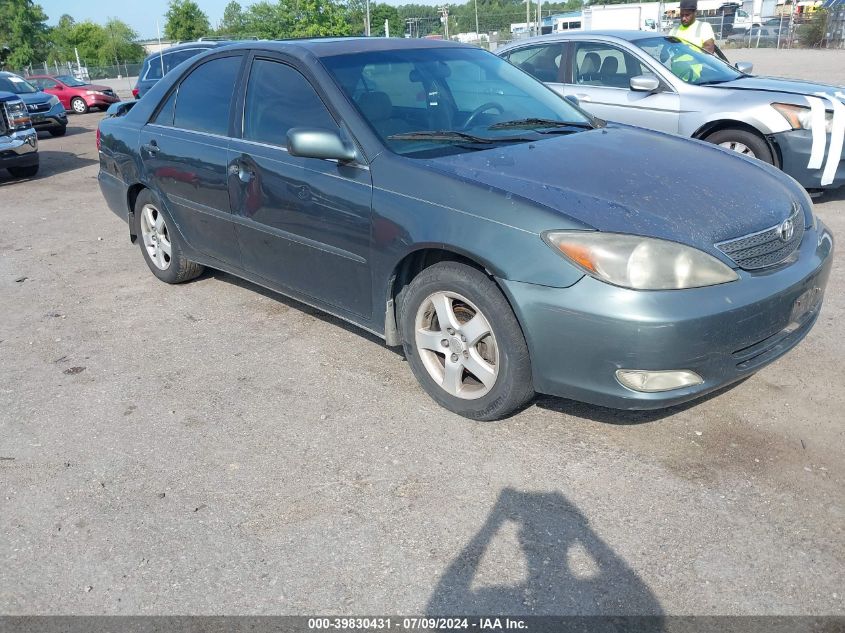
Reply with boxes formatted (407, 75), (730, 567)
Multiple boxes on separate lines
(7, 164), (39, 179)
(133, 189), (204, 284)
(400, 261), (534, 421)
(70, 97), (88, 114)
(705, 128), (774, 164)
(49, 126), (67, 137)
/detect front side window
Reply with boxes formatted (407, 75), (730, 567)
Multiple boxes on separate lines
(572, 42), (645, 88)
(507, 44), (565, 83)
(636, 36), (741, 85)
(242, 59), (337, 147)
(172, 55), (241, 135)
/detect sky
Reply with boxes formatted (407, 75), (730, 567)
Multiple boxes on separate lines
(36, 0), (445, 40)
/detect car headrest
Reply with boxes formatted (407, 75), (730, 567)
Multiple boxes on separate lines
(357, 91), (393, 122)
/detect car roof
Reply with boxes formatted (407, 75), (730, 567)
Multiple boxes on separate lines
(142, 40), (233, 62)
(498, 30), (663, 49)
(174, 37), (469, 60)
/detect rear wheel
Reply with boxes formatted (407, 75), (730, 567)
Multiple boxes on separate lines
(70, 97), (88, 114)
(134, 189), (204, 284)
(706, 128), (773, 164)
(7, 164), (39, 179)
(400, 262), (534, 421)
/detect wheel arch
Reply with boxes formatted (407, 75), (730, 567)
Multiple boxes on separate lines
(692, 119), (781, 168)
(382, 246), (520, 348)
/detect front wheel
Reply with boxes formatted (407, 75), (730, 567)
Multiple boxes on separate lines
(706, 128), (773, 164)
(400, 262), (534, 421)
(70, 97), (88, 114)
(134, 189), (204, 284)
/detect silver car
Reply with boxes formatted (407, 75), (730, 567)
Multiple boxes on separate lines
(497, 31), (845, 190)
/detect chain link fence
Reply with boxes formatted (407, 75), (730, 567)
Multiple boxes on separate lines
(9, 61), (142, 81)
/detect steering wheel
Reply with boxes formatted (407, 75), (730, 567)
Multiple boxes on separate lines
(463, 102), (505, 128)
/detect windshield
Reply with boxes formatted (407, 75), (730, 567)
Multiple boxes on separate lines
(635, 36), (742, 85)
(0, 74), (39, 94)
(320, 47), (593, 157)
(56, 75), (87, 87)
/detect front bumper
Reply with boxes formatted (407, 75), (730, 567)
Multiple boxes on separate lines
(500, 221), (834, 410)
(0, 128), (38, 169)
(87, 94), (120, 108)
(774, 129), (845, 190)
(29, 103), (68, 131)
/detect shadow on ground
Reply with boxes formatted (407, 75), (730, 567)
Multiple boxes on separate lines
(427, 488), (664, 620)
(0, 150), (97, 185)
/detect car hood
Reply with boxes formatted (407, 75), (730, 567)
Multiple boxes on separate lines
(424, 124), (805, 256)
(85, 84), (112, 92)
(19, 92), (52, 105)
(713, 75), (844, 100)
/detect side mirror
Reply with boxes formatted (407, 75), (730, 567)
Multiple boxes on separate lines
(735, 61), (754, 74)
(630, 74), (661, 92)
(564, 94), (580, 107)
(104, 100), (135, 118)
(287, 128), (357, 162)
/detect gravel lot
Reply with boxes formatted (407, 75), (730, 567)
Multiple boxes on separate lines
(1, 50), (843, 617)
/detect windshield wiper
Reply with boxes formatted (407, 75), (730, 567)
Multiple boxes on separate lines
(387, 130), (534, 144)
(696, 79), (731, 85)
(488, 118), (594, 131)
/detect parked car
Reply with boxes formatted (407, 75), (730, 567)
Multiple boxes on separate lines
(0, 71), (67, 137)
(497, 31), (845, 190)
(26, 74), (119, 114)
(98, 39), (833, 420)
(726, 26), (782, 46)
(0, 91), (39, 178)
(134, 40), (234, 99)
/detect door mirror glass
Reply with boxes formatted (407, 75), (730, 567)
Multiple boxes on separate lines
(735, 61), (753, 74)
(629, 74), (661, 92)
(564, 94), (580, 107)
(287, 128), (357, 162)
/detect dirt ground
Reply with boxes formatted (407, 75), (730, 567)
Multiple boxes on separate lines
(1, 50), (843, 617)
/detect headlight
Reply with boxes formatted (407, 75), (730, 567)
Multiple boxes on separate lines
(86, 90), (98, 95)
(48, 95), (60, 107)
(772, 102), (833, 134)
(543, 231), (739, 290)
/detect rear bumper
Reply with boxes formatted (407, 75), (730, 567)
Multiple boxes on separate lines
(500, 221), (834, 410)
(0, 129), (38, 168)
(774, 129), (845, 190)
(98, 168), (130, 222)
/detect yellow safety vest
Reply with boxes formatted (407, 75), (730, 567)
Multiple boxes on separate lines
(670, 20), (714, 49)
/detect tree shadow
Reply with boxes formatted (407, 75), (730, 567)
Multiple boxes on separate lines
(427, 488), (664, 623)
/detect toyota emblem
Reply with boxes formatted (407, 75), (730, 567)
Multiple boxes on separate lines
(778, 218), (794, 242)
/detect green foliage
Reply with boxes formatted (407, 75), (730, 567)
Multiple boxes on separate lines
(216, 0), (351, 39)
(164, 0), (211, 41)
(0, 0), (49, 68)
(799, 9), (829, 47)
(45, 15), (144, 66)
(369, 3), (401, 36)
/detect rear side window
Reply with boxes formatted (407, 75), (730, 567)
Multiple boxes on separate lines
(242, 59), (337, 146)
(173, 55), (241, 136)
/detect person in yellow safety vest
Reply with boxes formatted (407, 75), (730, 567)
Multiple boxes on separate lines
(670, 0), (716, 53)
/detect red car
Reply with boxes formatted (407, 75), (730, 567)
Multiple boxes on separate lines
(26, 75), (119, 114)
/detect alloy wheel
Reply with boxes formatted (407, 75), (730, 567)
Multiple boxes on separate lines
(139, 204), (172, 271)
(718, 141), (756, 158)
(414, 291), (499, 400)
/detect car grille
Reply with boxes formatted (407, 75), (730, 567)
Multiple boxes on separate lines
(715, 201), (805, 270)
(26, 102), (50, 113)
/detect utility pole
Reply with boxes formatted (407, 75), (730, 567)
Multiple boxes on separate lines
(526, 0), (530, 36)
(474, 0), (480, 39)
(366, 0), (371, 36)
(438, 6), (449, 39)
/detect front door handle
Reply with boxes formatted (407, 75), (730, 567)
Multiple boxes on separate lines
(141, 140), (159, 156)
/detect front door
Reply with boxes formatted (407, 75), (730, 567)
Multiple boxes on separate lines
(228, 57), (374, 319)
(564, 41), (680, 134)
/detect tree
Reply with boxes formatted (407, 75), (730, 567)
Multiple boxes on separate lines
(0, 0), (49, 69)
(800, 9), (829, 47)
(369, 3), (400, 36)
(219, 1), (246, 36)
(288, 0), (353, 37)
(164, 0), (211, 41)
(102, 19), (144, 65)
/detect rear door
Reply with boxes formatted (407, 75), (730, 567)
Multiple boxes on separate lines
(139, 53), (244, 267)
(228, 55), (374, 318)
(563, 40), (680, 134)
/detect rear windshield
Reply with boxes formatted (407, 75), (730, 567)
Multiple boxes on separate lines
(56, 75), (87, 87)
(144, 48), (209, 81)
